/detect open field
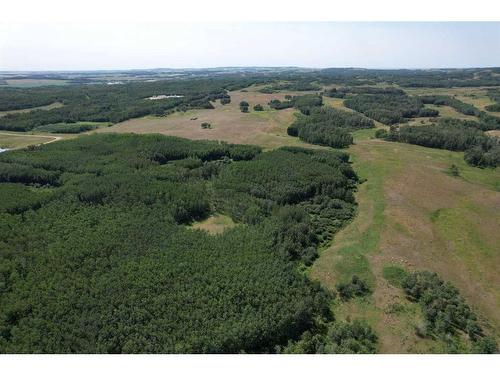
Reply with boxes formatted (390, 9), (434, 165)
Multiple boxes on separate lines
(310, 130), (500, 353)
(4, 79), (69, 87)
(0, 131), (64, 149)
(0, 102), (65, 117)
(189, 214), (237, 235)
(95, 90), (323, 149)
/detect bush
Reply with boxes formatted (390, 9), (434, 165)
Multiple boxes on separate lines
(336, 275), (371, 301)
(327, 320), (378, 353)
(402, 271), (493, 344)
(253, 104), (264, 111)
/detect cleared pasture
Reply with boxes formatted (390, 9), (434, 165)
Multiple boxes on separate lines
(310, 130), (500, 353)
(96, 90), (323, 149)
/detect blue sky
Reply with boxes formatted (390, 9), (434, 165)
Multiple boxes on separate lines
(1, 22), (499, 70)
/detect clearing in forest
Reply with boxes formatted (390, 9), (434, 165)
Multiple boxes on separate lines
(189, 214), (237, 235)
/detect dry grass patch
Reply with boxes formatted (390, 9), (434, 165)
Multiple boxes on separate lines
(95, 90), (323, 150)
(189, 214), (236, 235)
(0, 132), (62, 149)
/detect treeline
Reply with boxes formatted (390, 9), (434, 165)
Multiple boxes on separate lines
(287, 106), (374, 148)
(376, 119), (500, 168)
(268, 94), (323, 114)
(344, 92), (436, 125)
(0, 133), (362, 353)
(403, 271), (497, 353)
(279, 319), (378, 354)
(259, 80), (320, 93)
(34, 122), (101, 134)
(324, 86), (405, 98)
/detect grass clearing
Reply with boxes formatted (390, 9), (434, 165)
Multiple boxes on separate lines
(424, 103), (477, 121)
(0, 132), (61, 149)
(189, 214), (237, 235)
(95, 90), (324, 150)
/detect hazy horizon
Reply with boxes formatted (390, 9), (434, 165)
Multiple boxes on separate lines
(2, 65), (500, 73)
(1, 22), (499, 71)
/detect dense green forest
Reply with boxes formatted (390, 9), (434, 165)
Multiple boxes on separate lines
(287, 106), (374, 148)
(343, 92), (435, 125)
(0, 133), (365, 353)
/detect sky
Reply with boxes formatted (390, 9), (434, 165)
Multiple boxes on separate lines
(1, 22), (499, 71)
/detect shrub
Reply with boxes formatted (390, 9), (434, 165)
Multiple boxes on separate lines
(336, 275), (371, 301)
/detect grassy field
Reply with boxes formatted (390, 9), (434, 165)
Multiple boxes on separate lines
(95, 90), (323, 149)
(309, 129), (500, 353)
(4, 79), (69, 87)
(0, 132), (63, 149)
(189, 214), (237, 235)
(0, 101), (65, 117)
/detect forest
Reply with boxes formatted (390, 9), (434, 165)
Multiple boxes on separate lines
(344, 91), (436, 125)
(287, 106), (374, 148)
(0, 133), (364, 353)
